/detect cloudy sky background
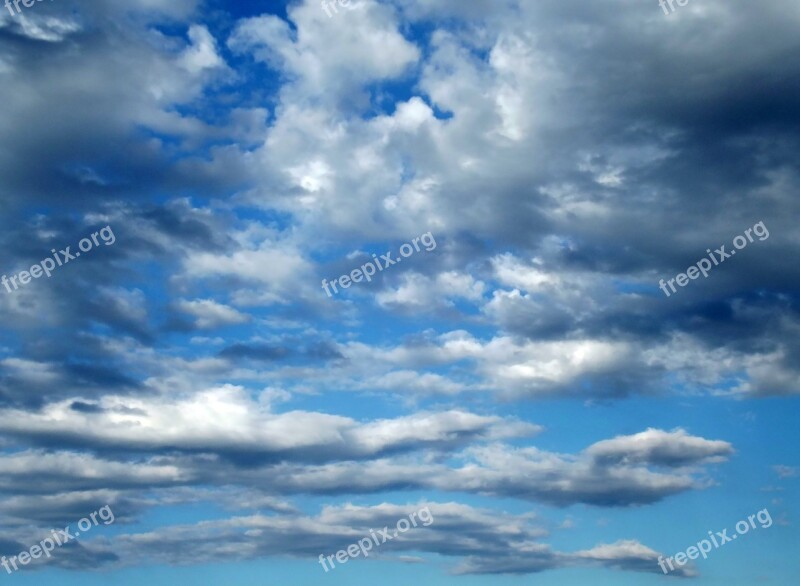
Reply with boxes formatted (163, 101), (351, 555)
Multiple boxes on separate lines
(0, 0), (798, 583)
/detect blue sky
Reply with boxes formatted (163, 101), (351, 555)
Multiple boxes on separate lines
(0, 0), (799, 584)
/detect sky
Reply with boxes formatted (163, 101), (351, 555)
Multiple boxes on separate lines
(0, 0), (798, 584)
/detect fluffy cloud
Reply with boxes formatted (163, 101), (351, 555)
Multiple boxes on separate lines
(0, 386), (537, 459)
(175, 299), (250, 329)
(0, 0), (796, 580)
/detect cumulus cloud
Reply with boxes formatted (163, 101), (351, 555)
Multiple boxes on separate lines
(175, 299), (250, 329)
(0, 0), (796, 579)
(229, 1), (420, 103)
(0, 386), (537, 460)
(587, 428), (734, 467)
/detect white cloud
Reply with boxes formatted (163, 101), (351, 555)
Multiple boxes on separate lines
(176, 299), (250, 329)
(229, 2), (419, 101)
(377, 271), (485, 309)
(179, 25), (227, 74)
(0, 386), (533, 458)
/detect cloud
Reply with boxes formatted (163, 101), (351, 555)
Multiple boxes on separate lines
(0, 386), (536, 462)
(27, 501), (681, 576)
(376, 271), (486, 310)
(179, 25), (227, 75)
(0, 0), (796, 579)
(575, 540), (696, 578)
(175, 299), (250, 329)
(229, 2), (420, 103)
(587, 428), (734, 467)
(773, 465), (800, 479)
